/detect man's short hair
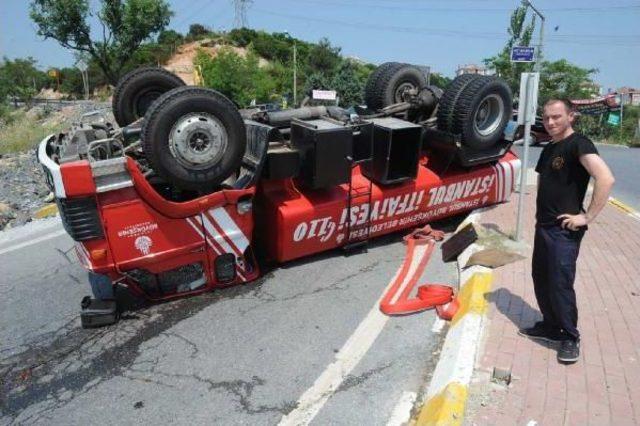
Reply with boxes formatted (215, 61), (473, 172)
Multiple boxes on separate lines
(543, 98), (575, 114)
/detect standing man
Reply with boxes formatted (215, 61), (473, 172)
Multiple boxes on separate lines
(518, 99), (615, 363)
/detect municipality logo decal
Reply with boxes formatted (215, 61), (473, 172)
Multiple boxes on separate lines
(134, 235), (153, 255)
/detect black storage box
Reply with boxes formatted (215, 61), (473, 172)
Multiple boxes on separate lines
(290, 118), (353, 189)
(264, 143), (301, 180)
(80, 296), (119, 328)
(351, 121), (374, 163)
(361, 117), (422, 185)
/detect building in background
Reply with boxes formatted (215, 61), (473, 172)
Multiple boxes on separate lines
(456, 64), (488, 76)
(617, 87), (640, 106)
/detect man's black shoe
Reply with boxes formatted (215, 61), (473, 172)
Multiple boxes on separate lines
(517, 322), (562, 343)
(558, 339), (580, 363)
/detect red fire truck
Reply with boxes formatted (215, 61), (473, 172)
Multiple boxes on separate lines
(37, 63), (520, 326)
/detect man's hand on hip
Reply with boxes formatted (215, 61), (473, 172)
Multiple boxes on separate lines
(558, 213), (588, 231)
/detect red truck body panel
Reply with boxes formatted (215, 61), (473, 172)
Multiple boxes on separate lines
(260, 151), (520, 262)
(54, 142), (520, 301)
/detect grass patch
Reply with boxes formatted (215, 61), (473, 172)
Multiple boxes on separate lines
(0, 110), (64, 155)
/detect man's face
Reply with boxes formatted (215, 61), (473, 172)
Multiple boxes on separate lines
(542, 102), (575, 139)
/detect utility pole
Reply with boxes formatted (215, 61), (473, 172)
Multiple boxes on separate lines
(284, 31), (297, 107)
(293, 39), (297, 107)
(515, 0), (545, 241)
(523, 0), (545, 72)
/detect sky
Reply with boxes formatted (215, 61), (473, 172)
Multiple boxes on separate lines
(1, 0), (639, 91)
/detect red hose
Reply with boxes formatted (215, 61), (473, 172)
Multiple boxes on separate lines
(379, 225), (459, 319)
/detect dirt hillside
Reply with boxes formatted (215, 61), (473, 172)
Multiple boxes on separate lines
(163, 38), (269, 85)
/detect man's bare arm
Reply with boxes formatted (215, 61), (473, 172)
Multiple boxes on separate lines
(558, 153), (614, 230)
(580, 153), (615, 223)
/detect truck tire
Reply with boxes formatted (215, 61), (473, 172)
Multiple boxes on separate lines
(365, 63), (427, 110)
(112, 67), (185, 128)
(141, 87), (246, 191)
(436, 74), (484, 134)
(452, 76), (512, 149)
(363, 62), (402, 109)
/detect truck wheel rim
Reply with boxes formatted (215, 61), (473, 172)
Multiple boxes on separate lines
(394, 82), (416, 103)
(169, 112), (228, 170)
(134, 90), (162, 118)
(474, 94), (504, 137)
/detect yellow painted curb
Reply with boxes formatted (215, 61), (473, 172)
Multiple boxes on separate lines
(608, 197), (637, 215)
(415, 382), (468, 426)
(451, 272), (492, 326)
(33, 203), (58, 219)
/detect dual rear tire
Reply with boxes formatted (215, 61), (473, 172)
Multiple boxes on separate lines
(364, 64), (512, 150)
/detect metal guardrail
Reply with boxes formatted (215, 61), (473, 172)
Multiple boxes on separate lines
(9, 98), (108, 108)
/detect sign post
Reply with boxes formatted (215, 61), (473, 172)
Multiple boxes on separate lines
(510, 46), (536, 63)
(515, 72), (540, 241)
(75, 59), (89, 100)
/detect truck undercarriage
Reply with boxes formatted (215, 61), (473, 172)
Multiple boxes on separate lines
(37, 63), (521, 326)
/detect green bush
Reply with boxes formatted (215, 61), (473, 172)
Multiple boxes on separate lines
(575, 105), (640, 147)
(195, 47), (276, 107)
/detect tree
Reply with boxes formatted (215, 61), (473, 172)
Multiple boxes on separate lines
(306, 38), (341, 76)
(538, 59), (598, 103)
(0, 57), (48, 104)
(30, 0), (173, 85)
(58, 67), (85, 97)
(157, 29), (183, 47)
(483, 4), (536, 94)
(430, 73), (452, 89)
(195, 47), (275, 107)
(187, 23), (209, 39)
(303, 72), (332, 98)
(332, 60), (364, 107)
(485, 3), (598, 109)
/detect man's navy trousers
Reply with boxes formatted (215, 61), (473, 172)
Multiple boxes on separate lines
(532, 224), (585, 341)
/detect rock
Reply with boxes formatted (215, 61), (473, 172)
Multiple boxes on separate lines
(0, 202), (11, 214)
(43, 192), (55, 203)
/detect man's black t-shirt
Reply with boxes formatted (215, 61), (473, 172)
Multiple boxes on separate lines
(535, 133), (598, 225)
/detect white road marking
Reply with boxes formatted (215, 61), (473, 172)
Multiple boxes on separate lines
(386, 391), (417, 426)
(0, 229), (67, 256)
(278, 245), (430, 426)
(431, 318), (446, 333)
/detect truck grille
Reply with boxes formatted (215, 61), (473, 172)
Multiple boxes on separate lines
(56, 197), (104, 241)
(127, 263), (206, 295)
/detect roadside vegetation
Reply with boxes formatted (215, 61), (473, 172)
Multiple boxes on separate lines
(0, 109), (64, 155)
(575, 105), (640, 147)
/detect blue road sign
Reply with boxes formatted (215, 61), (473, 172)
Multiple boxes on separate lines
(511, 46), (535, 62)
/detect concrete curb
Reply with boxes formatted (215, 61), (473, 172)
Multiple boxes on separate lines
(33, 203), (59, 219)
(414, 210), (494, 425)
(608, 196), (640, 221)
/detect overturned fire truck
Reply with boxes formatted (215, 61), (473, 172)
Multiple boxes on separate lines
(37, 63), (520, 326)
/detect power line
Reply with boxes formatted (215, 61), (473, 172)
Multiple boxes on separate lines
(253, 8), (640, 46)
(174, 0), (215, 28)
(233, 0), (253, 28)
(284, 0), (640, 13)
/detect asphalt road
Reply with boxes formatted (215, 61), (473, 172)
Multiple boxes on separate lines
(513, 142), (640, 211)
(0, 216), (458, 425)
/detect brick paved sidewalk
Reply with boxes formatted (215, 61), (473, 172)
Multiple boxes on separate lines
(465, 188), (640, 426)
